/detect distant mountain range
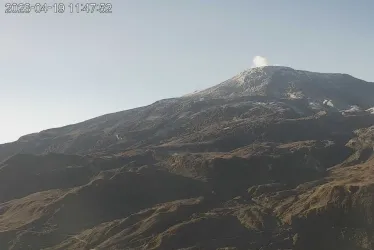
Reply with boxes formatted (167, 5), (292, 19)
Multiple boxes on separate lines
(0, 66), (374, 250)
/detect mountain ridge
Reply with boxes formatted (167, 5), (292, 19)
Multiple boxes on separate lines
(3, 66), (374, 145)
(1, 66), (374, 164)
(0, 66), (374, 249)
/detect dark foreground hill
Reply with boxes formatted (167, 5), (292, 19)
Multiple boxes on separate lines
(0, 66), (374, 250)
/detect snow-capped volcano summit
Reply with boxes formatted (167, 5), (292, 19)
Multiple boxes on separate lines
(186, 66), (374, 112)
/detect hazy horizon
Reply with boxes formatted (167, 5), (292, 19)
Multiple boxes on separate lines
(1, 0), (374, 143)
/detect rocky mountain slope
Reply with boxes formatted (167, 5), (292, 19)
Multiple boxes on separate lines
(0, 66), (374, 250)
(2, 66), (374, 163)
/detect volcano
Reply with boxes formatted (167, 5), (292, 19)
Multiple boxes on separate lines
(0, 66), (374, 250)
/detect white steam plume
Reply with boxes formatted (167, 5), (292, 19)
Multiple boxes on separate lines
(252, 56), (269, 67)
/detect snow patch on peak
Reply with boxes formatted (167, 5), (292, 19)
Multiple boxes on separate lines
(236, 66), (294, 79)
(232, 66), (296, 89)
(323, 100), (334, 108)
(344, 105), (361, 113)
(287, 91), (304, 100)
(341, 105), (363, 115)
(366, 107), (374, 114)
(309, 101), (323, 110)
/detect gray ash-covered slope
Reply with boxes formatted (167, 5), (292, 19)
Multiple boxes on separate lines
(1, 66), (374, 163)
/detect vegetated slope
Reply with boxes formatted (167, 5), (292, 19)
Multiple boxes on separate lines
(0, 66), (374, 249)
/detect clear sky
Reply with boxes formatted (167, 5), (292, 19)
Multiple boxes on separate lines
(1, 0), (374, 143)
